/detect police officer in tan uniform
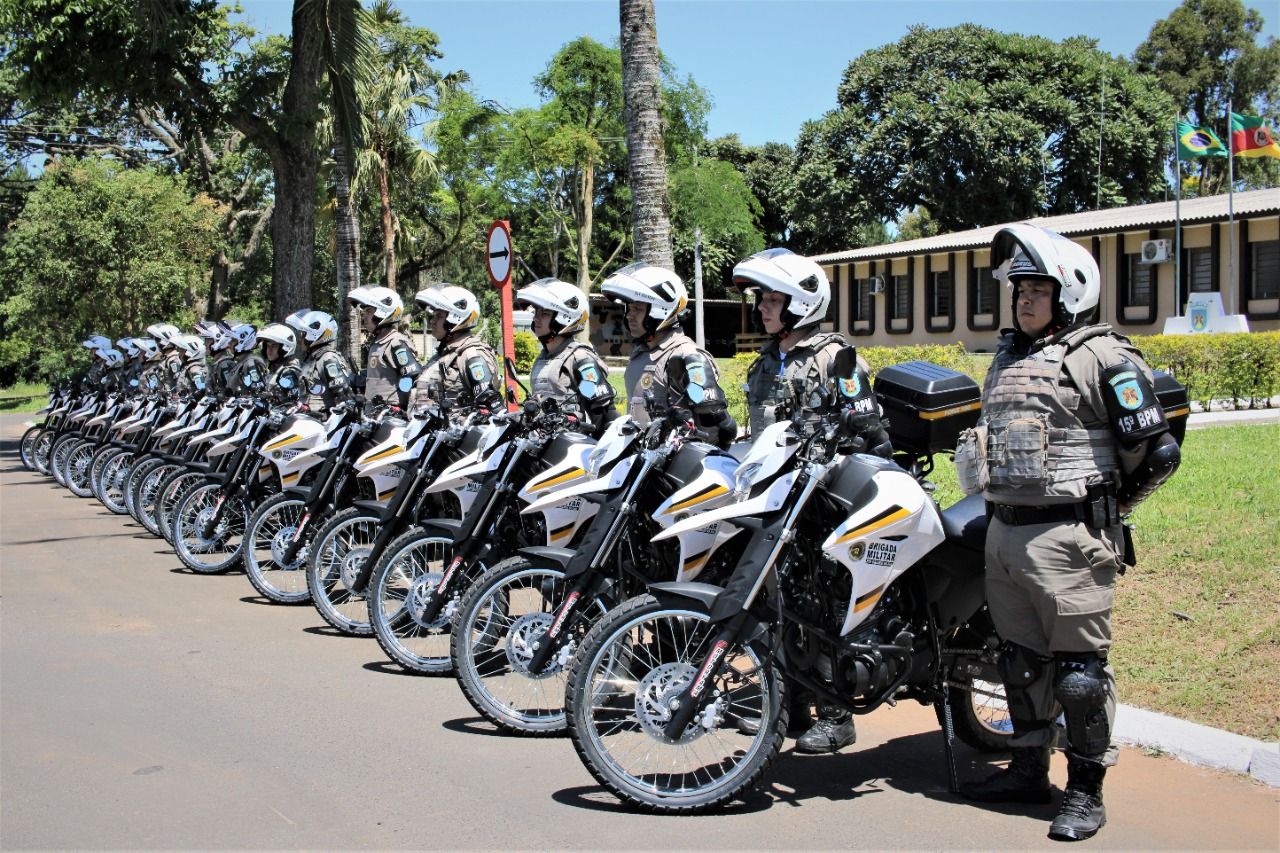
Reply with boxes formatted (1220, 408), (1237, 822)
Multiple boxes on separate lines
(285, 309), (356, 414)
(957, 225), (1181, 841)
(733, 247), (891, 754)
(411, 284), (501, 413)
(145, 323), (184, 394)
(170, 334), (209, 397)
(600, 263), (736, 448)
(516, 277), (617, 437)
(347, 286), (421, 412)
(194, 320), (238, 401)
(258, 323), (305, 405)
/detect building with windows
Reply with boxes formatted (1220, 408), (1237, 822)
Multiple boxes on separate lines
(811, 188), (1279, 350)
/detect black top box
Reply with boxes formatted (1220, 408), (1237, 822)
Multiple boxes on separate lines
(873, 361), (982, 455)
(1153, 369), (1189, 445)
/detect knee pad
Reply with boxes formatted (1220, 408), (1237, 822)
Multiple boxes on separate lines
(1054, 653), (1111, 758)
(998, 642), (1050, 721)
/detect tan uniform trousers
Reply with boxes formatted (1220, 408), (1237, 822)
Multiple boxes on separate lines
(985, 515), (1123, 764)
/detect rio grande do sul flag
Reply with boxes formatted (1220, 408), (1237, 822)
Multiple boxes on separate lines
(1229, 112), (1280, 159)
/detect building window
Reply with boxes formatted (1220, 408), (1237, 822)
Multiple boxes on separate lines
(1127, 255), (1154, 307)
(890, 274), (911, 321)
(852, 278), (873, 322)
(1251, 240), (1279, 300)
(929, 271), (952, 316)
(1187, 247), (1214, 293)
(974, 266), (1000, 315)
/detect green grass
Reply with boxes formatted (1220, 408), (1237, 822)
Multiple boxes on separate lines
(0, 383), (50, 413)
(929, 424), (1280, 741)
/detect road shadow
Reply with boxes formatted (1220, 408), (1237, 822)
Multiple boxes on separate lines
(6, 530), (141, 546)
(301, 625), (364, 639)
(361, 660), (433, 677)
(549, 730), (1060, 817)
(439, 715), (532, 738)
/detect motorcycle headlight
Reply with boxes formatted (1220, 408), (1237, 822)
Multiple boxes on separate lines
(733, 461), (763, 500)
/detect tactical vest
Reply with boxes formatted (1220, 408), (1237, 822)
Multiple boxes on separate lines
(227, 352), (267, 397)
(209, 354), (236, 399)
(364, 328), (414, 406)
(302, 346), (352, 412)
(976, 325), (1121, 505)
(530, 340), (599, 410)
(414, 333), (498, 407)
(177, 361), (208, 396)
(745, 331), (846, 435)
(623, 331), (717, 426)
(265, 356), (303, 403)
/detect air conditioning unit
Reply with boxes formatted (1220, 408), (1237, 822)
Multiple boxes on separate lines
(1140, 239), (1171, 264)
(869, 275), (885, 294)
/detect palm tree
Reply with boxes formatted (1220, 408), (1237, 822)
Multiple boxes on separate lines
(619, 0), (673, 269)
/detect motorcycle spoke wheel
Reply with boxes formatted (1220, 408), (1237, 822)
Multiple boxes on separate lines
(51, 436), (78, 486)
(159, 472), (203, 544)
(369, 529), (465, 674)
(566, 595), (783, 813)
(940, 678), (1014, 753)
(19, 426), (43, 471)
(244, 494), (311, 604)
(66, 441), (97, 497)
(136, 463), (176, 536)
(99, 450), (133, 513)
(452, 560), (605, 735)
(173, 483), (248, 573)
(305, 509), (378, 635)
(32, 431), (55, 475)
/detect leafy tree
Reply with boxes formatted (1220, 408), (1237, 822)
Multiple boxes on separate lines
(895, 206), (940, 241)
(1134, 0), (1280, 192)
(669, 158), (762, 297)
(794, 25), (1177, 241)
(0, 157), (221, 383)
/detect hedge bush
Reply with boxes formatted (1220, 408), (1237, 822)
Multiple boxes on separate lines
(1131, 331), (1280, 407)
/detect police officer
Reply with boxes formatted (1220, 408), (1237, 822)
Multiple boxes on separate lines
(348, 285), (421, 412)
(600, 263), (736, 448)
(134, 337), (167, 395)
(515, 277), (617, 437)
(95, 347), (129, 393)
(115, 337), (147, 394)
(957, 225), (1181, 841)
(258, 323), (305, 405)
(145, 323), (184, 393)
(194, 320), (238, 400)
(411, 284), (501, 413)
(219, 321), (268, 398)
(732, 248), (892, 754)
(170, 334), (209, 397)
(77, 335), (113, 393)
(285, 309), (356, 414)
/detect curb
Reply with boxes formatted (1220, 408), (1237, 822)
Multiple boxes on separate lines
(1114, 704), (1280, 787)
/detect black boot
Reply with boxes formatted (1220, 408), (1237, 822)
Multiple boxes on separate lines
(1048, 759), (1106, 841)
(961, 744), (1053, 804)
(795, 706), (856, 754)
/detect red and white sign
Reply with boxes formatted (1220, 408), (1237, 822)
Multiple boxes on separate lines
(486, 220), (512, 287)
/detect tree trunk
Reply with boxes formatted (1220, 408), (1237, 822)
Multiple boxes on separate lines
(379, 160), (396, 290)
(619, 0), (673, 270)
(209, 251), (230, 319)
(333, 137), (362, 360)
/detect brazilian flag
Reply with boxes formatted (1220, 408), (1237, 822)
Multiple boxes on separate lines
(1177, 122), (1228, 160)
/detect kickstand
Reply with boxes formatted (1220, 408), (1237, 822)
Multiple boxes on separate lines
(939, 692), (960, 794)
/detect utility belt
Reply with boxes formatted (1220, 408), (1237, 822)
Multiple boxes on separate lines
(988, 482), (1121, 529)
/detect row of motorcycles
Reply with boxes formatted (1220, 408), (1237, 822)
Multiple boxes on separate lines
(18, 348), (1015, 813)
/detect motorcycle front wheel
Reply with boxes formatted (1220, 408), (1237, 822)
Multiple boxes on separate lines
(19, 424), (44, 471)
(135, 461), (178, 535)
(65, 439), (98, 497)
(305, 507), (378, 635)
(31, 429), (56, 475)
(565, 594), (785, 814)
(450, 557), (608, 736)
(51, 434), (79, 487)
(243, 493), (312, 604)
(158, 470), (205, 544)
(172, 483), (249, 573)
(97, 449), (134, 514)
(368, 527), (469, 674)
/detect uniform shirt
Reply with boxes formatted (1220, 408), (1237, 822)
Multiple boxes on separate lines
(228, 352), (268, 398)
(264, 356), (304, 405)
(175, 360), (208, 396)
(364, 326), (419, 409)
(208, 353), (237, 400)
(301, 343), (355, 413)
(411, 332), (501, 412)
(623, 329), (731, 444)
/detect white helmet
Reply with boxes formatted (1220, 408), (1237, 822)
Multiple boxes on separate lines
(992, 224), (1100, 319)
(415, 284), (480, 334)
(172, 334), (206, 363)
(145, 323), (181, 348)
(195, 320), (234, 353)
(600, 263), (687, 335)
(733, 248), (830, 330)
(258, 323), (297, 359)
(286, 309), (338, 346)
(515, 278), (588, 338)
(116, 337), (142, 359)
(98, 348), (125, 368)
(82, 334), (112, 354)
(348, 285), (404, 325)
(135, 338), (161, 362)
(219, 321), (257, 353)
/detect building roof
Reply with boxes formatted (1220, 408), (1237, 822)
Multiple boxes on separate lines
(810, 187), (1280, 264)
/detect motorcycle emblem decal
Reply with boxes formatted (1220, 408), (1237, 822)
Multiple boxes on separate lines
(1114, 379), (1144, 411)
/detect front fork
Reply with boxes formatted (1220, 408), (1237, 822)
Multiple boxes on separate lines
(661, 615), (748, 740)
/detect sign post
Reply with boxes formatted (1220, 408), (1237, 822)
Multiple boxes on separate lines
(486, 220), (519, 410)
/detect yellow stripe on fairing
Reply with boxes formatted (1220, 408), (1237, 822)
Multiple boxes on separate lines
(665, 484), (729, 514)
(529, 467), (585, 492)
(854, 585), (885, 612)
(361, 445), (406, 465)
(377, 487), (397, 501)
(834, 506), (911, 545)
(262, 433), (305, 452)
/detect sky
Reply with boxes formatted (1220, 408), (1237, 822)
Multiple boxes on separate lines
(233, 0), (1279, 147)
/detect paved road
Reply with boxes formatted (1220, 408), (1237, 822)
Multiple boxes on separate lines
(2, 414), (1276, 850)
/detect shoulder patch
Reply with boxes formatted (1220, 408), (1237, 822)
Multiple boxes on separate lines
(577, 361), (600, 384)
(685, 359), (707, 388)
(326, 361), (343, 379)
(1101, 359), (1167, 447)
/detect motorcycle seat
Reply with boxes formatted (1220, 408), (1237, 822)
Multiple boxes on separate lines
(940, 493), (989, 552)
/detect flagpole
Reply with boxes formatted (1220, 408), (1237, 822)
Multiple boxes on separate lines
(1096, 76), (1106, 210)
(1174, 119), (1182, 318)
(1226, 100), (1236, 316)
